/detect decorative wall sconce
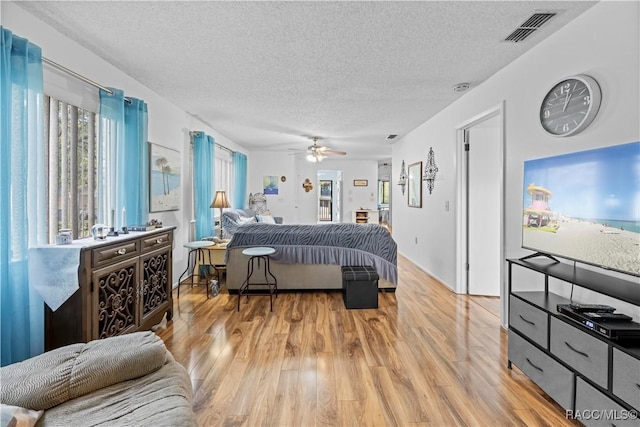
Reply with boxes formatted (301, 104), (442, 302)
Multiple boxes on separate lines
(397, 160), (408, 195)
(423, 147), (439, 194)
(302, 178), (313, 192)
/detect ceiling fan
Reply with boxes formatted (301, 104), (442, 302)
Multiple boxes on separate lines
(304, 137), (346, 162)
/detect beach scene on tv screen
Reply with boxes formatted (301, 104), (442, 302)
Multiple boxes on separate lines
(522, 142), (640, 276)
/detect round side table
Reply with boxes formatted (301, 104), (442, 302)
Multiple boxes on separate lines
(177, 241), (214, 298)
(238, 247), (278, 311)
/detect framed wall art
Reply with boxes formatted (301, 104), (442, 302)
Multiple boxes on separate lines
(407, 161), (422, 208)
(263, 175), (279, 195)
(353, 179), (368, 187)
(149, 142), (181, 212)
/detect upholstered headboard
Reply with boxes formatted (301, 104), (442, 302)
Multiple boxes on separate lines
(221, 209), (257, 239)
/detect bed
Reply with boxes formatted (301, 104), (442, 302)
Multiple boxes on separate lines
(225, 222), (397, 292)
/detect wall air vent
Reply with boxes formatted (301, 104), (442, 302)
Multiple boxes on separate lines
(504, 12), (557, 43)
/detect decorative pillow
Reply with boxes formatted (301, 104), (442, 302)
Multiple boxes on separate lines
(0, 404), (43, 427)
(0, 332), (166, 411)
(238, 216), (257, 225)
(257, 214), (276, 224)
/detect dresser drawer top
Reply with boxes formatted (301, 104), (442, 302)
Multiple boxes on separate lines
(87, 228), (175, 267)
(141, 231), (173, 252)
(92, 240), (140, 267)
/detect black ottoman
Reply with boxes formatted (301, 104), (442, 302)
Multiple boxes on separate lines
(341, 266), (379, 309)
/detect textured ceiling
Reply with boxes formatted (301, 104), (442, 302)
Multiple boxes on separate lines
(16, 1), (596, 160)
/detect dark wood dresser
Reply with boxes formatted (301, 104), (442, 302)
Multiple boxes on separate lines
(45, 227), (175, 350)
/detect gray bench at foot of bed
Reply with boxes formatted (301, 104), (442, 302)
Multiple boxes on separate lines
(226, 247), (396, 292)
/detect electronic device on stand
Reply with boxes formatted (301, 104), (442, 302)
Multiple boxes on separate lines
(557, 303), (640, 340)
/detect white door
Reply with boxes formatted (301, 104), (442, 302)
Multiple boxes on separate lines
(467, 114), (501, 296)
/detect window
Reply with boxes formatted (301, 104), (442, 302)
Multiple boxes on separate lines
(44, 96), (98, 242)
(214, 147), (233, 218)
(213, 148), (233, 231)
(378, 180), (390, 205)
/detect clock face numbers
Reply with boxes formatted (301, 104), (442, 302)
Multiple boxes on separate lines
(540, 76), (600, 137)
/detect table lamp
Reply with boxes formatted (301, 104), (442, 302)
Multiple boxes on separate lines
(211, 190), (230, 239)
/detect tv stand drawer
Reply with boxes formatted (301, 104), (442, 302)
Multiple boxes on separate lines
(612, 348), (640, 410)
(550, 316), (608, 388)
(509, 330), (574, 410)
(575, 377), (638, 427)
(509, 295), (548, 348)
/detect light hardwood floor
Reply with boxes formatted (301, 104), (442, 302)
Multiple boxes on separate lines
(159, 254), (578, 426)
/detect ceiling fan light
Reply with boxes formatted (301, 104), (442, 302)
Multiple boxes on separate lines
(303, 136), (345, 161)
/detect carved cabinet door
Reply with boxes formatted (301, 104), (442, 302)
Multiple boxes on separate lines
(139, 246), (172, 329)
(92, 258), (140, 339)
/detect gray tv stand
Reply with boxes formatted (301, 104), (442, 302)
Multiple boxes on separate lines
(507, 256), (639, 426)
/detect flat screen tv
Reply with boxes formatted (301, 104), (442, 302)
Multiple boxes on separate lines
(522, 141), (640, 277)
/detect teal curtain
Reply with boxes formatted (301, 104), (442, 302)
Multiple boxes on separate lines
(98, 87), (125, 229)
(123, 98), (149, 226)
(99, 90), (147, 229)
(1, 27), (46, 365)
(193, 132), (215, 239)
(232, 152), (247, 209)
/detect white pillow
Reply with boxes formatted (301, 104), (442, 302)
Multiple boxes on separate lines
(257, 214), (276, 224)
(238, 216), (257, 225)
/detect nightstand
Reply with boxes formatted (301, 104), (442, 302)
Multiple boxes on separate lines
(195, 239), (230, 292)
(177, 240), (215, 298)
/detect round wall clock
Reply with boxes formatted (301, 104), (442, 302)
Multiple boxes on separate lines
(539, 74), (601, 137)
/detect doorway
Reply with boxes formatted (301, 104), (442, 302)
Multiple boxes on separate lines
(455, 104), (505, 319)
(317, 170), (342, 222)
(319, 180), (333, 221)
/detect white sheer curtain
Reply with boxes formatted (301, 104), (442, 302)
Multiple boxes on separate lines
(215, 148), (233, 199)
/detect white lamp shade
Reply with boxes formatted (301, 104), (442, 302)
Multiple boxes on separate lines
(210, 190), (230, 209)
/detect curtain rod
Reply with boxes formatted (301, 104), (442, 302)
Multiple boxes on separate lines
(216, 143), (234, 154)
(42, 57), (236, 152)
(189, 131), (234, 154)
(42, 56), (132, 104)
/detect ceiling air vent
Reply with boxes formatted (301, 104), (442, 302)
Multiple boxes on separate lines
(504, 12), (556, 43)
(386, 134), (397, 140)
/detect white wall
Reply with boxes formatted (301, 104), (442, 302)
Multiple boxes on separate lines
(294, 157), (321, 224)
(392, 1), (640, 319)
(3, 2), (250, 285)
(246, 151), (297, 222)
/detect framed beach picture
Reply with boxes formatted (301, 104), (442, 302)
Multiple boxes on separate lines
(407, 161), (422, 208)
(263, 175), (279, 195)
(149, 143), (181, 212)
